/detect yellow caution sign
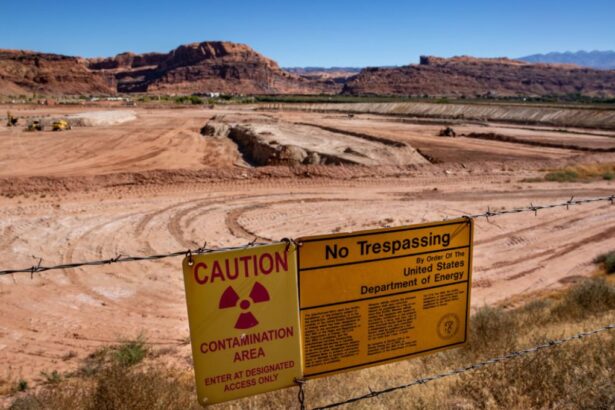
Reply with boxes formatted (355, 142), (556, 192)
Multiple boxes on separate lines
(297, 218), (473, 378)
(182, 243), (302, 405)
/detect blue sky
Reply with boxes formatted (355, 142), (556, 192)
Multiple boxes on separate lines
(1, 0), (613, 67)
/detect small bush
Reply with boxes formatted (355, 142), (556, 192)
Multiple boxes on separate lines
(603, 171), (614, 181)
(596, 251), (615, 273)
(40, 370), (61, 384)
(553, 278), (615, 318)
(10, 365), (199, 410)
(606, 252), (615, 274)
(466, 306), (517, 355)
(17, 379), (28, 392)
(545, 170), (579, 182)
(114, 336), (148, 367)
(174, 95), (203, 105)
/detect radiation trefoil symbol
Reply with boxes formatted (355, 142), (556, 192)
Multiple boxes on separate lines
(218, 282), (270, 329)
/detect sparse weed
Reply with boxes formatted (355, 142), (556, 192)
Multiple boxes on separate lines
(113, 336), (148, 367)
(545, 169), (579, 182)
(40, 370), (61, 385)
(543, 163), (615, 183)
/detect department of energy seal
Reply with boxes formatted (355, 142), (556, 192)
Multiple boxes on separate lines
(437, 313), (460, 340)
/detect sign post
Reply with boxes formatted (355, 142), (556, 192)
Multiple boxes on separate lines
(297, 218), (473, 378)
(182, 243), (302, 405)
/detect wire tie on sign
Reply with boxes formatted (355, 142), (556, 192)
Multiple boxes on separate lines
(294, 378), (306, 410)
(248, 237), (258, 247)
(282, 237), (297, 253)
(186, 250), (194, 266)
(109, 254), (122, 264)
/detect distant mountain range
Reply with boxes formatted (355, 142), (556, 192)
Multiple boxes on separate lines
(3, 42), (615, 97)
(520, 51), (615, 70)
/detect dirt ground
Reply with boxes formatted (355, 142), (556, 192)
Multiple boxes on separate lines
(0, 103), (614, 391)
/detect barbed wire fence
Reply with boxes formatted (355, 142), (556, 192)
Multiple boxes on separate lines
(1, 195), (613, 277)
(0, 194), (614, 409)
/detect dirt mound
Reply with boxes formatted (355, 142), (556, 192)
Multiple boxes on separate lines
(343, 55), (615, 98)
(0, 50), (114, 96)
(202, 114), (428, 166)
(88, 41), (340, 95)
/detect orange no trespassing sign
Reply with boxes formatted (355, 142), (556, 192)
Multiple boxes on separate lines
(297, 218), (473, 378)
(182, 243), (302, 405)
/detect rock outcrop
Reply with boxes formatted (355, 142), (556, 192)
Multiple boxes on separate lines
(88, 41), (340, 94)
(343, 56), (615, 98)
(0, 50), (114, 96)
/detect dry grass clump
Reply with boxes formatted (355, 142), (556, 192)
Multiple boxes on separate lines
(9, 365), (199, 410)
(453, 331), (615, 409)
(544, 163), (615, 182)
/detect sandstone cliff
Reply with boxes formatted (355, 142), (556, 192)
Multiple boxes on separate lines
(342, 56), (615, 98)
(88, 41), (340, 94)
(0, 50), (114, 96)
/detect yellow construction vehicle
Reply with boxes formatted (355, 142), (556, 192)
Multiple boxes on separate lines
(26, 120), (44, 132)
(6, 112), (18, 127)
(52, 119), (71, 131)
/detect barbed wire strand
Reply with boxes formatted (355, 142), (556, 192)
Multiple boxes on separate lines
(0, 242), (269, 276)
(0, 194), (612, 277)
(311, 323), (615, 410)
(463, 194), (613, 219)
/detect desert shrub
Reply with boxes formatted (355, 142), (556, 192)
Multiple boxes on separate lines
(553, 278), (615, 319)
(545, 170), (579, 182)
(114, 336), (148, 367)
(89, 365), (198, 410)
(9, 365), (199, 410)
(77, 336), (148, 377)
(543, 164), (615, 183)
(174, 95), (203, 105)
(595, 251), (615, 274)
(40, 370), (61, 385)
(465, 306), (518, 355)
(606, 252), (615, 274)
